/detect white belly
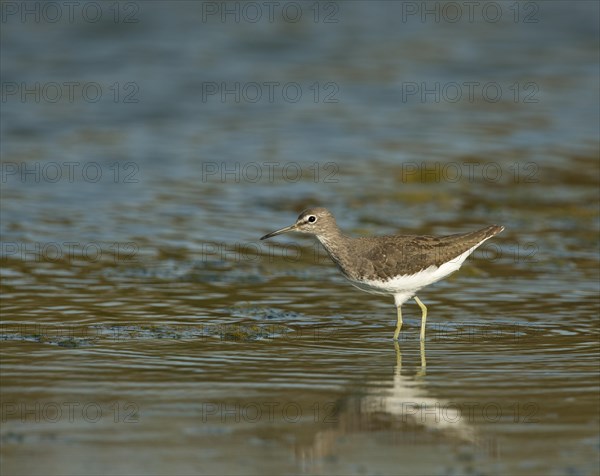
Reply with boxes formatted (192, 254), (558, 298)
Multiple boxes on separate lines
(346, 242), (486, 306)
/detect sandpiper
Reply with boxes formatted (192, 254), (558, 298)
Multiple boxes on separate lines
(261, 208), (504, 341)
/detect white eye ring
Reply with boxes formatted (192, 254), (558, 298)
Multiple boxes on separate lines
(307, 215), (317, 223)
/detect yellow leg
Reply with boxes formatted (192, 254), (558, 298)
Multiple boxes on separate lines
(414, 296), (427, 341)
(416, 338), (427, 378)
(393, 306), (403, 340)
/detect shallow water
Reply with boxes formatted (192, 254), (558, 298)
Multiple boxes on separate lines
(1, 2), (599, 475)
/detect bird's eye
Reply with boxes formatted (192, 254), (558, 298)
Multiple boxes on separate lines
(308, 215), (317, 223)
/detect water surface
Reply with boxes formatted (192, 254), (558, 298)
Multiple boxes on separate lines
(1, 2), (599, 475)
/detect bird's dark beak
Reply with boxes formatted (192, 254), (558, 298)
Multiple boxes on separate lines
(260, 223), (298, 240)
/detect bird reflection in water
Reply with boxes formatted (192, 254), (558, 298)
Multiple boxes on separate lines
(295, 341), (487, 471)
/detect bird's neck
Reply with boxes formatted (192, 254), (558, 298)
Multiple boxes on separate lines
(315, 229), (354, 274)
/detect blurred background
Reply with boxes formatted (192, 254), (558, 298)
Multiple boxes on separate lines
(1, 2), (599, 475)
